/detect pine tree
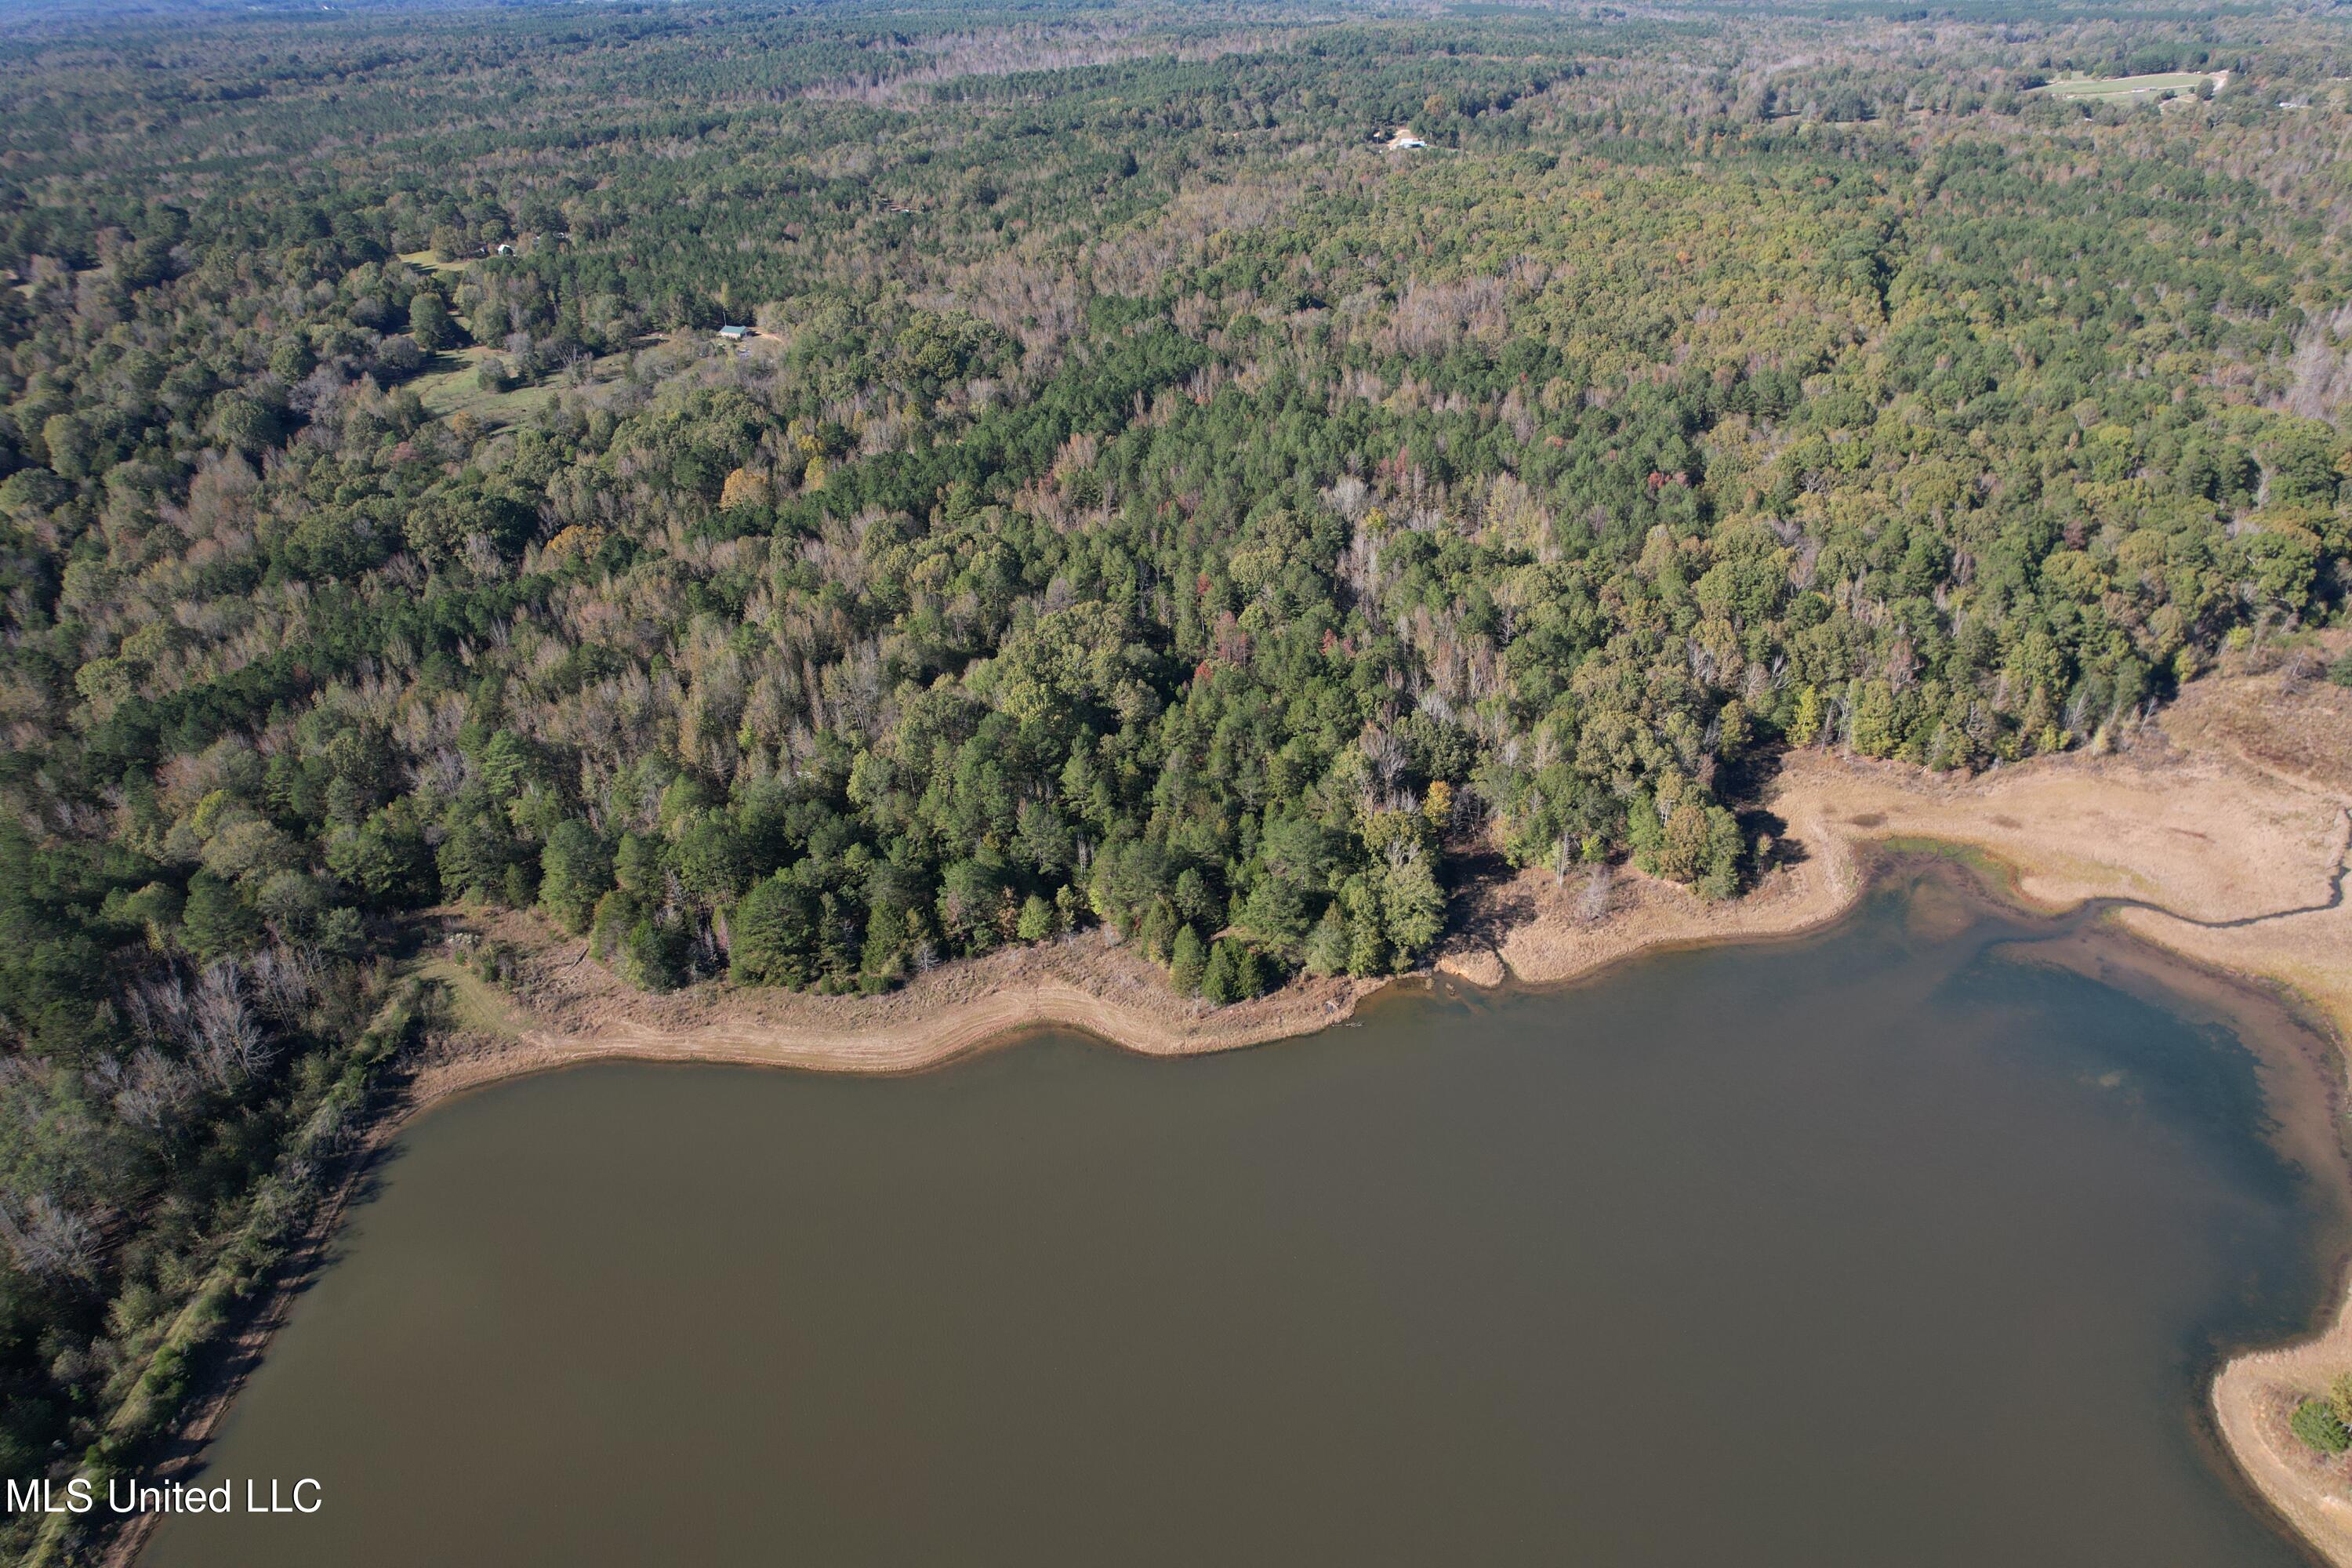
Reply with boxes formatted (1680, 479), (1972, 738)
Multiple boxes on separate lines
(1302, 906), (1349, 977)
(729, 874), (817, 988)
(1169, 924), (1206, 993)
(1018, 894), (1056, 942)
(861, 905), (909, 983)
(183, 871), (260, 964)
(1200, 938), (1237, 1005)
(1788, 684), (1824, 746)
(1231, 942), (1266, 1000)
(1380, 851), (1446, 965)
(539, 819), (612, 935)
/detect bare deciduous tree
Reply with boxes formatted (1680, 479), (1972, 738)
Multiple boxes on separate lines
(1578, 866), (1615, 924)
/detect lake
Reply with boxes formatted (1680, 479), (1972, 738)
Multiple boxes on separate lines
(143, 867), (2347, 1566)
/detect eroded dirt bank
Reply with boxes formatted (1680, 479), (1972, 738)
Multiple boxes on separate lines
(441, 666), (2352, 1097)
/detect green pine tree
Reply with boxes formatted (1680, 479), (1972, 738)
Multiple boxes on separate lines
(1302, 906), (1349, 978)
(1169, 924), (1206, 993)
(1231, 942), (1266, 1000)
(1018, 894), (1056, 942)
(1200, 938), (1237, 1005)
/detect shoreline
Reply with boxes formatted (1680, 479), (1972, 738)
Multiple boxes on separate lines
(95, 664), (2352, 1568)
(90, 1100), (390, 1568)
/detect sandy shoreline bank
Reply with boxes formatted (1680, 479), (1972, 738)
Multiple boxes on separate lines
(93, 663), (2352, 1568)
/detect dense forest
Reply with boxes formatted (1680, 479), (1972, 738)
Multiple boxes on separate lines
(2, 0), (2350, 1553)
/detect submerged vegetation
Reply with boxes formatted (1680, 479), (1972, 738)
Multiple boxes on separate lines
(1, 0), (2350, 1554)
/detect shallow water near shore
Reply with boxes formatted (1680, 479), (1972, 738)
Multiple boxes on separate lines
(143, 866), (2348, 1568)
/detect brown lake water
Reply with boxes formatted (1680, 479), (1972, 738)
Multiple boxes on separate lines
(143, 869), (2347, 1567)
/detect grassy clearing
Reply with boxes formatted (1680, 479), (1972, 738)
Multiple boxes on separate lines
(415, 953), (525, 1038)
(397, 248), (475, 277)
(2036, 72), (2216, 100)
(407, 347), (560, 428)
(409, 334), (718, 427)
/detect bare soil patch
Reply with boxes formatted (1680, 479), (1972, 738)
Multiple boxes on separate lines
(405, 915), (1375, 1109)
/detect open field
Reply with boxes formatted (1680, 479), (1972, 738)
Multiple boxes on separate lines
(395, 248), (475, 276)
(406, 332), (766, 428)
(404, 347), (561, 428)
(2037, 71), (2220, 100)
(413, 953), (527, 1038)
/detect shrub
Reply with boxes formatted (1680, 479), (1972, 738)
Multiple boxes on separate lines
(2292, 1399), (2350, 1454)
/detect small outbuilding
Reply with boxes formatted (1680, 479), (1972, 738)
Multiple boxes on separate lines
(718, 324), (752, 342)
